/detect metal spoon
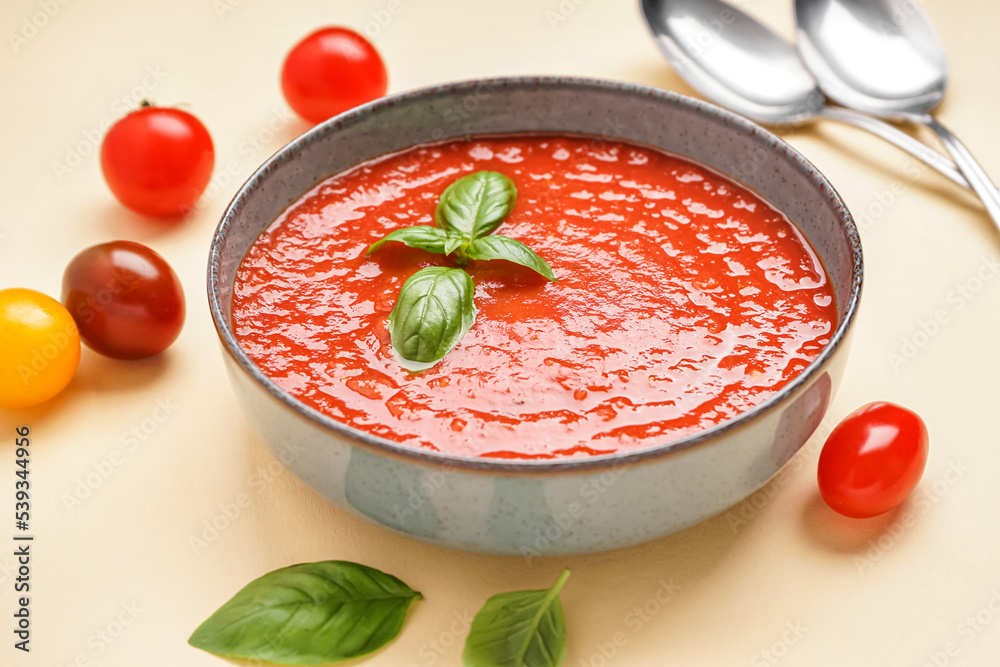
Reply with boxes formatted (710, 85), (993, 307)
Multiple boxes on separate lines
(795, 0), (1000, 223)
(638, 0), (968, 188)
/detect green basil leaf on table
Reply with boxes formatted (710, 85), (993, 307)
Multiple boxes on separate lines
(367, 225), (465, 256)
(435, 171), (517, 240)
(389, 266), (476, 363)
(188, 560), (421, 665)
(466, 235), (557, 282)
(462, 569), (571, 667)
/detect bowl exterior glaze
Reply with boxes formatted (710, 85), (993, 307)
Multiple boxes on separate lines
(209, 77), (862, 555)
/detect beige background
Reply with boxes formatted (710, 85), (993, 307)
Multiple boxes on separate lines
(2, 0), (999, 665)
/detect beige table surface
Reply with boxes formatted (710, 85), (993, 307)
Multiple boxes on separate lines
(2, 0), (999, 665)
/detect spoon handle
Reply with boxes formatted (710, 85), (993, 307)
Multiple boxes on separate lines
(817, 107), (968, 189)
(917, 115), (1000, 229)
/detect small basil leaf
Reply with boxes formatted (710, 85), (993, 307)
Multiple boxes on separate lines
(389, 267), (476, 363)
(444, 234), (466, 256)
(435, 171), (517, 240)
(367, 225), (462, 256)
(466, 235), (557, 282)
(462, 569), (571, 667)
(188, 561), (421, 665)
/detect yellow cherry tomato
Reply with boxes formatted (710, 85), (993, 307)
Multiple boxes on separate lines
(0, 288), (81, 408)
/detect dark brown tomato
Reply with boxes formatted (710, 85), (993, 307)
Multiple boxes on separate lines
(62, 241), (185, 360)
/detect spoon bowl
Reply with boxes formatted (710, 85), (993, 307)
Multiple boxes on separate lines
(794, 0), (1000, 230)
(795, 0), (948, 117)
(640, 0), (822, 124)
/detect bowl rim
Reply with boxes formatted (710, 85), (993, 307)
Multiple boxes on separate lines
(207, 75), (863, 474)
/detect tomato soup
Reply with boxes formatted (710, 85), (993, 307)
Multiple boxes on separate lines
(232, 135), (836, 459)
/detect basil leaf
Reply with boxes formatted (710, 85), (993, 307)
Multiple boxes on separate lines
(389, 267), (476, 363)
(463, 569), (570, 667)
(188, 561), (421, 665)
(435, 171), (517, 240)
(444, 233), (466, 256)
(466, 235), (557, 282)
(367, 225), (464, 256)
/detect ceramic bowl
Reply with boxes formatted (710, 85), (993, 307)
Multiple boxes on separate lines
(208, 76), (862, 555)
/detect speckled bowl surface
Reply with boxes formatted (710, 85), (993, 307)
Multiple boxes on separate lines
(208, 76), (862, 555)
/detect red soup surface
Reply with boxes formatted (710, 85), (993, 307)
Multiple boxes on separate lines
(233, 135), (837, 459)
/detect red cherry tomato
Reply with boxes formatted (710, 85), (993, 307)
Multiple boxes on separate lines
(818, 402), (928, 518)
(281, 27), (387, 124)
(62, 241), (185, 360)
(101, 105), (215, 218)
